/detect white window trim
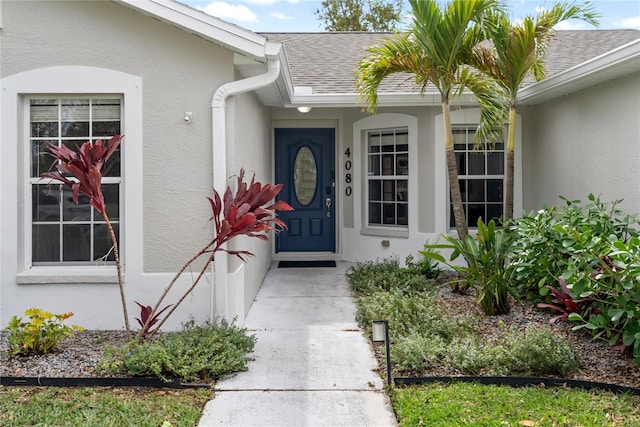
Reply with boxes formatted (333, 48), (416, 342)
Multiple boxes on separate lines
(434, 108), (522, 234)
(1, 66), (143, 284)
(27, 96), (123, 267)
(353, 113), (418, 238)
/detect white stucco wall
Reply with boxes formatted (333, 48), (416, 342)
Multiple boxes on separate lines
(523, 73), (640, 214)
(226, 89), (273, 319)
(0, 1), (263, 330)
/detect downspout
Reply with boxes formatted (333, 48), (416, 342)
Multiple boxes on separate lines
(210, 55), (281, 322)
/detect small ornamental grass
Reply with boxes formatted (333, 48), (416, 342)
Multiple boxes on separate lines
(98, 319), (255, 382)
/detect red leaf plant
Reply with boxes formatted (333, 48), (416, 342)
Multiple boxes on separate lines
(537, 277), (592, 325)
(42, 136), (131, 336)
(134, 301), (173, 340)
(43, 137), (291, 342)
(140, 168), (293, 342)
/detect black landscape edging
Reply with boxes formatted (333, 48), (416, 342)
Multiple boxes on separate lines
(0, 376), (211, 389)
(394, 376), (640, 396)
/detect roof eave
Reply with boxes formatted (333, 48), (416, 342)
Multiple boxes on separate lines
(272, 44), (295, 105)
(113, 0), (270, 61)
(518, 38), (640, 105)
(289, 92), (478, 108)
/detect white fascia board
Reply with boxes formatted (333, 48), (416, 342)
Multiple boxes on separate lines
(518, 38), (640, 105)
(289, 92), (478, 108)
(113, 0), (269, 61)
(273, 42), (295, 103)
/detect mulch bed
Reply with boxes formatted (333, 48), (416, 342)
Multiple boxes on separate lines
(371, 280), (640, 390)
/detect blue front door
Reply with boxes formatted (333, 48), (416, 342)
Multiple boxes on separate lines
(275, 128), (335, 252)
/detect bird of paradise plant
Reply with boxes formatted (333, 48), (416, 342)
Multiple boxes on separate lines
(42, 135), (130, 336)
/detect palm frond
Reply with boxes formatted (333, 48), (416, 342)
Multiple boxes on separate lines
(459, 68), (509, 148)
(356, 34), (437, 112)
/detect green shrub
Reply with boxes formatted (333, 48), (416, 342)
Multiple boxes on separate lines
(401, 252), (442, 280)
(346, 258), (398, 283)
(392, 335), (448, 372)
(391, 326), (577, 377)
(355, 290), (469, 342)
(564, 235), (640, 365)
(444, 336), (495, 374)
(4, 308), (84, 356)
(508, 195), (640, 365)
(423, 219), (516, 315)
(98, 319), (255, 382)
(508, 194), (639, 303)
(495, 326), (578, 376)
(347, 259), (433, 295)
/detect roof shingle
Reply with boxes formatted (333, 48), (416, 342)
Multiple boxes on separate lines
(262, 30), (640, 95)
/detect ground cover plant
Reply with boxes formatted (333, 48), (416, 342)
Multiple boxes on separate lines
(392, 382), (640, 426)
(98, 320), (255, 383)
(350, 260), (578, 377)
(349, 253), (640, 424)
(0, 386), (211, 427)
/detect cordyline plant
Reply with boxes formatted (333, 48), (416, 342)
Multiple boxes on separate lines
(42, 135), (130, 336)
(44, 135), (292, 342)
(134, 301), (172, 341)
(139, 168), (293, 341)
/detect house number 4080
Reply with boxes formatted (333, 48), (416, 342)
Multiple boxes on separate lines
(344, 148), (352, 197)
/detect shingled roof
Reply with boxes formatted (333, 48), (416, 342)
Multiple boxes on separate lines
(262, 30), (640, 95)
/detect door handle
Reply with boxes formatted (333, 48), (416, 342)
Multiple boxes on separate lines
(325, 197), (332, 217)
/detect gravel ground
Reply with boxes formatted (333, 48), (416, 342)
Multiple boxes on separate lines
(0, 330), (130, 378)
(2, 287), (639, 389)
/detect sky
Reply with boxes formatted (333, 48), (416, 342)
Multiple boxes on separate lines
(179, 0), (640, 32)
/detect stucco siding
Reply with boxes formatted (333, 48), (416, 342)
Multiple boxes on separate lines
(523, 73), (640, 214)
(227, 89), (272, 315)
(2, 0), (234, 273)
(0, 0), (248, 329)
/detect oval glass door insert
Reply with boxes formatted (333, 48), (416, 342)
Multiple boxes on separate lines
(294, 146), (317, 206)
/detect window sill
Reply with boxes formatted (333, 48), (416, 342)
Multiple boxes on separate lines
(360, 227), (409, 239)
(17, 268), (119, 285)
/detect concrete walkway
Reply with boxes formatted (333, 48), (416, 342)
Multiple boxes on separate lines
(198, 262), (397, 427)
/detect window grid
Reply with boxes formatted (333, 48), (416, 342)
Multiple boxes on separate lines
(366, 128), (409, 227)
(29, 97), (122, 265)
(451, 126), (504, 228)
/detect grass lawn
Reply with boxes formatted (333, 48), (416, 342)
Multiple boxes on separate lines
(0, 386), (211, 427)
(392, 382), (640, 426)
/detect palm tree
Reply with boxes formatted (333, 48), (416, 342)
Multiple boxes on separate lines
(472, 2), (599, 220)
(356, 0), (508, 239)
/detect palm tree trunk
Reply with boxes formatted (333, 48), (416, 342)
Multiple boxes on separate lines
(443, 101), (468, 239)
(103, 213), (130, 337)
(504, 106), (516, 221)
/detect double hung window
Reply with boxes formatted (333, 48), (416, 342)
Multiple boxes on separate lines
(451, 126), (504, 227)
(366, 128), (409, 228)
(29, 98), (122, 265)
